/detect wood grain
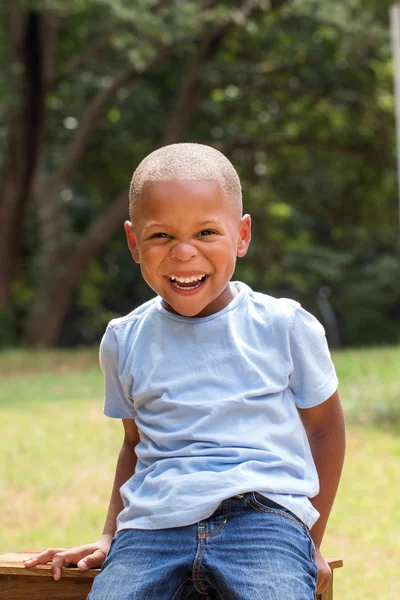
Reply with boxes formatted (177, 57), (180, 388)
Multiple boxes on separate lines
(0, 575), (93, 600)
(0, 551), (343, 599)
(0, 551), (98, 578)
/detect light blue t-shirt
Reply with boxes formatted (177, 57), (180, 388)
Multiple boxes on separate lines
(100, 282), (338, 531)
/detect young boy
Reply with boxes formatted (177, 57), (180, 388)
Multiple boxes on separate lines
(24, 143), (345, 599)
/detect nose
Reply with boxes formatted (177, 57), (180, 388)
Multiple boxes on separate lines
(170, 240), (197, 261)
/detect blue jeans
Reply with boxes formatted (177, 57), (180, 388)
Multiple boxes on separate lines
(88, 493), (317, 599)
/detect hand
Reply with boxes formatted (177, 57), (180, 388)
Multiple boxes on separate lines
(22, 535), (112, 581)
(314, 547), (332, 596)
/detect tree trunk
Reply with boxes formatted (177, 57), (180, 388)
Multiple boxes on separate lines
(23, 42), (169, 346)
(0, 12), (46, 310)
(22, 0), (281, 346)
(24, 192), (128, 346)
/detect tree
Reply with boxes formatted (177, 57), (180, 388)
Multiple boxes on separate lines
(0, 0), (280, 345)
(0, 0), (398, 347)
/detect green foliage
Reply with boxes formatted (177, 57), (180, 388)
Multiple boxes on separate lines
(0, 0), (398, 346)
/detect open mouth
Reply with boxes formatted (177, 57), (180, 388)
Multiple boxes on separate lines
(169, 274), (207, 291)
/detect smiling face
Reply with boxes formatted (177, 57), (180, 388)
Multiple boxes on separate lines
(125, 179), (251, 318)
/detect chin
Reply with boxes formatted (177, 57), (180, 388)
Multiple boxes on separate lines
(176, 306), (203, 317)
(171, 300), (208, 317)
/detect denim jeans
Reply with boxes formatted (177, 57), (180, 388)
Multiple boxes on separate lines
(87, 493), (317, 600)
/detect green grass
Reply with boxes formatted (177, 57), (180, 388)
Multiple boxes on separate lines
(332, 346), (400, 428)
(1, 345), (400, 598)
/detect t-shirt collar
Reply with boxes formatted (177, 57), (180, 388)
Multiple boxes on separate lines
(154, 281), (250, 323)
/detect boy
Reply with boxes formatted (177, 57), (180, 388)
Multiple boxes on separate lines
(25, 143), (345, 599)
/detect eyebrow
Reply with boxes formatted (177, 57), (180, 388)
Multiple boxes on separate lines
(143, 219), (221, 232)
(196, 219), (221, 226)
(142, 223), (165, 231)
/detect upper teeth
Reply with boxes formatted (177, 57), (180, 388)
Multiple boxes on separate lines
(170, 274), (205, 283)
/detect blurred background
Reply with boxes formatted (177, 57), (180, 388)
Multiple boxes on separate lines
(1, 1), (400, 599)
(0, 0), (399, 349)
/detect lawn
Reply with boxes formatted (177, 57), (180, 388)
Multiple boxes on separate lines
(1, 345), (400, 598)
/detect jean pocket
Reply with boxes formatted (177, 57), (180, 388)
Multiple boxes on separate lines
(247, 492), (310, 535)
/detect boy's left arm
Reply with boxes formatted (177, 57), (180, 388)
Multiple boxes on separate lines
(298, 389), (346, 595)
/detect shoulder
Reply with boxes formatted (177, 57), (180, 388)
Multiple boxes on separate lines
(245, 287), (300, 327)
(107, 297), (156, 332)
(252, 291), (299, 315)
(100, 297), (156, 368)
(242, 286), (325, 340)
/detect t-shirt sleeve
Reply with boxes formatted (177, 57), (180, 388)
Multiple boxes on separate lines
(288, 306), (338, 409)
(99, 324), (137, 419)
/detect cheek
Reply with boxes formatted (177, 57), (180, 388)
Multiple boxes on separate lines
(211, 240), (237, 264)
(139, 262), (164, 294)
(141, 246), (164, 263)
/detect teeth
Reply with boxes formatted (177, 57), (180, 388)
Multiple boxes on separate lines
(170, 274), (205, 283)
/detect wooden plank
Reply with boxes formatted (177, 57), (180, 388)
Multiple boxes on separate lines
(0, 551), (98, 579)
(0, 551), (343, 600)
(0, 553), (343, 579)
(324, 558), (343, 570)
(0, 574), (93, 600)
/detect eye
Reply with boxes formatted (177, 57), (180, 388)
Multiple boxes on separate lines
(198, 230), (216, 237)
(150, 232), (170, 239)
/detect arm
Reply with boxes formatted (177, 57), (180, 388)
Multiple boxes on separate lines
(298, 389), (346, 594)
(101, 418), (140, 538)
(24, 418), (140, 580)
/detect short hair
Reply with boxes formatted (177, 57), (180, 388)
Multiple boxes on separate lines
(129, 143), (242, 224)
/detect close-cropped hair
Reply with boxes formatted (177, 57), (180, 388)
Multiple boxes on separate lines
(129, 143), (242, 223)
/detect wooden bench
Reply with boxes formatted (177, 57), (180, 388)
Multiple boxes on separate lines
(0, 551), (343, 599)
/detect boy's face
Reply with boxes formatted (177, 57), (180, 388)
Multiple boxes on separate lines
(125, 179), (251, 318)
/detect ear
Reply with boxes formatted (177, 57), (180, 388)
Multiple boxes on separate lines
(237, 214), (251, 257)
(124, 221), (140, 263)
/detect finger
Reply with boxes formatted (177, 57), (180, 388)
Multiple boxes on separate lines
(23, 548), (65, 567)
(77, 549), (108, 571)
(52, 552), (70, 581)
(51, 549), (85, 580)
(54, 547), (89, 566)
(316, 570), (332, 594)
(51, 546), (104, 579)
